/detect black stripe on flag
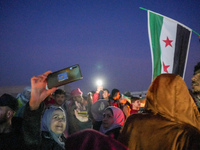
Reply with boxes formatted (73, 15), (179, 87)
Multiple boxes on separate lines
(173, 24), (191, 77)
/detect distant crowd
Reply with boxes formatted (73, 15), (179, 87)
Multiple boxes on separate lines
(0, 62), (200, 150)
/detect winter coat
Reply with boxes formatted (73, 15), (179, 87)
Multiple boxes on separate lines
(0, 117), (25, 150)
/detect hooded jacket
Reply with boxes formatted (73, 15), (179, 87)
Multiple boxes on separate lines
(118, 74), (200, 150)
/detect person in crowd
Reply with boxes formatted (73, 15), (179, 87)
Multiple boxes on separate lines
(0, 93), (25, 149)
(118, 94), (131, 118)
(23, 71), (67, 149)
(190, 62), (200, 111)
(118, 74), (200, 150)
(52, 89), (66, 107)
(16, 86), (31, 117)
(102, 89), (110, 99)
(63, 88), (92, 135)
(83, 93), (94, 120)
(91, 99), (110, 130)
(82, 95), (90, 108)
(93, 85), (103, 103)
(44, 94), (55, 108)
(65, 129), (128, 150)
(108, 88), (121, 107)
(93, 86), (110, 103)
(99, 106), (125, 139)
(130, 96), (141, 114)
(43, 89), (68, 137)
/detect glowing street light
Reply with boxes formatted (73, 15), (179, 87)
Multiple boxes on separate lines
(96, 79), (103, 86)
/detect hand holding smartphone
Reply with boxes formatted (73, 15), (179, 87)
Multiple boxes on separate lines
(46, 64), (83, 90)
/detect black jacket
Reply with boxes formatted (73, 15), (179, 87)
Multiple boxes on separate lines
(0, 117), (25, 150)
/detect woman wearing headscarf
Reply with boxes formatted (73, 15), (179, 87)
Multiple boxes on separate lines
(99, 106), (125, 139)
(118, 74), (200, 150)
(41, 106), (66, 149)
(23, 71), (67, 150)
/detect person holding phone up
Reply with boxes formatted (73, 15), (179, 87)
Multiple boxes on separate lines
(23, 71), (67, 150)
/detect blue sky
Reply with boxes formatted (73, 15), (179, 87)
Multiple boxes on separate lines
(0, 0), (199, 94)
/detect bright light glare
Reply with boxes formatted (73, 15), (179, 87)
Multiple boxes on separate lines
(96, 79), (103, 86)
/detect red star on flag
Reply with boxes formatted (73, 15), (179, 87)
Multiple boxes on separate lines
(163, 62), (170, 73)
(163, 36), (173, 47)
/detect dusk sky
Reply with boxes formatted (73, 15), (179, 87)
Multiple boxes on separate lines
(0, 0), (200, 94)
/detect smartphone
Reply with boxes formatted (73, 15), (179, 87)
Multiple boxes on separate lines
(46, 64), (83, 89)
(77, 111), (88, 117)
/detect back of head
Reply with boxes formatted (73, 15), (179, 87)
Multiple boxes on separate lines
(123, 91), (131, 97)
(118, 74), (200, 150)
(91, 99), (109, 121)
(145, 74), (200, 130)
(0, 93), (19, 112)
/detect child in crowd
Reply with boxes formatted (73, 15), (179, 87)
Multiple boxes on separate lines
(130, 96), (141, 114)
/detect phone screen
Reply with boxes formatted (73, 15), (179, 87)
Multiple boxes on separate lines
(58, 72), (68, 82)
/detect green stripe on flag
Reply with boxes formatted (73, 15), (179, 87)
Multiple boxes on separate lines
(149, 12), (163, 79)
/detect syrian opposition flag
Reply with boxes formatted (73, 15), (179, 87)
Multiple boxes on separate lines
(148, 10), (192, 80)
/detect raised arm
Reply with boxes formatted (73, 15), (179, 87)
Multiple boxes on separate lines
(23, 71), (57, 148)
(29, 71), (57, 110)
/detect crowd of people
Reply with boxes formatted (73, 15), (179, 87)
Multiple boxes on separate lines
(0, 62), (200, 150)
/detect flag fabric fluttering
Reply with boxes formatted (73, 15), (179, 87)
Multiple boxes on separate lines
(148, 10), (192, 80)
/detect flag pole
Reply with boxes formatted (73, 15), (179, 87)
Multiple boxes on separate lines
(139, 7), (148, 11)
(192, 30), (200, 36)
(139, 7), (200, 37)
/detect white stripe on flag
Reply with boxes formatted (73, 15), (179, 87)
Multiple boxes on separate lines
(160, 18), (177, 74)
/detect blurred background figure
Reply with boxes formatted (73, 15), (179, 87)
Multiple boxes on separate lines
(93, 85), (103, 103)
(64, 88), (92, 135)
(91, 99), (110, 130)
(109, 89), (121, 107)
(44, 94), (55, 108)
(102, 89), (110, 100)
(92, 84), (110, 103)
(16, 86), (31, 117)
(190, 62), (200, 112)
(119, 94), (131, 118)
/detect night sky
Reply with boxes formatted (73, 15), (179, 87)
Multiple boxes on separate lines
(0, 0), (200, 94)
